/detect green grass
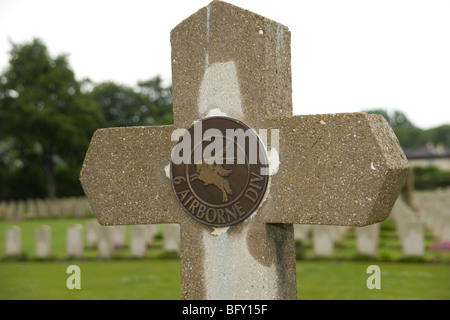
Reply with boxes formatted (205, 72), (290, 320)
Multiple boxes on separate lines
(297, 261), (450, 300)
(0, 260), (181, 300)
(0, 260), (448, 299)
(1, 218), (449, 299)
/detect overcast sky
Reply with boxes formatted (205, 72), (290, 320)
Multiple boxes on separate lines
(1, 0), (449, 129)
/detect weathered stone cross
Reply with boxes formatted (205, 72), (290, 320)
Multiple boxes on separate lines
(80, 1), (409, 299)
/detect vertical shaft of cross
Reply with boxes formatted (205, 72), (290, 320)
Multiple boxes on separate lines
(171, 1), (293, 129)
(178, 218), (298, 299)
(171, 1), (298, 299)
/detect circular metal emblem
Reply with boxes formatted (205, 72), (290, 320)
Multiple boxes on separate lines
(170, 117), (269, 227)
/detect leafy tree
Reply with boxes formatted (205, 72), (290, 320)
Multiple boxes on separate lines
(137, 75), (172, 107)
(90, 81), (150, 127)
(392, 125), (427, 148)
(90, 76), (173, 128)
(138, 76), (173, 125)
(427, 124), (450, 148)
(0, 38), (104, 199)
(364, 109), (414, 147)
(363, 109), (450, 148)
(413, 166), (450, 190)
(363, 108), (413, 128)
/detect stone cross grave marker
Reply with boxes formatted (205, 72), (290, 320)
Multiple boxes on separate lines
(80, 1), (409, 299)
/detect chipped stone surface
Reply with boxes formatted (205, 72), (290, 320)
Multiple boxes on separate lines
(261, 113), (409, 226)
(80, 1), (409, 300)
(80, 125), (181, 225)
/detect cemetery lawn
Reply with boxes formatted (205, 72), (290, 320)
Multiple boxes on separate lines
(1, 218), (449, 299)
(0, 260), (448, 299)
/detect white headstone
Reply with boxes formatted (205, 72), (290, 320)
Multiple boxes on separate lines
(334, 226), (351, 240)
(0, 201), (6, 220)
(45, 198), (59, 218)
(6, 201), (16, 220)
(5, 226), (21, 256)
(85, 218), (99, 248)
(110, 225), (126, 248)
(440, 215), (450, 241)
(430, 210), (443, 238)
(423, 209), (436, 232)
(36, 198), (49, 218)
(35, 225), (51, 258)
(60, 197), (71, 217)
(435, 213), (450, 240)
(356, 223), (380, 256)
(97, 226), (113, 259)
(144, 224), (158, 247)
(163, 224), (180, 252)
(74, 197), (88, 218)
(130, 225), (147, 258)
(313, 225), (334, 257)
(16, 200), (25, 220)
(399, 218), (424, 256)
(67, 224), (83, 258)
(294, 224), (310, 243)
(26, 198), (37, 219)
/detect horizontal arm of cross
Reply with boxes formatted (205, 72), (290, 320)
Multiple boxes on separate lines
(261, 113), (409, 227)
(80, 125), (183, 226)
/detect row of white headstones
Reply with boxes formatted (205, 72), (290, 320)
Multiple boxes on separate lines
(3, 221), (180, 259)
(304, 188), (450, 258)
(0, 197), (92, 220)
(3, 189), (449, 259)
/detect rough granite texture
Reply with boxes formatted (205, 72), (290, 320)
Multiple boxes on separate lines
(170, 0), (293, 129)
(260, 113), (409, 226)
(80, 1), (409, 300)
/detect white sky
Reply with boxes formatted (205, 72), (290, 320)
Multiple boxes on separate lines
(1, 0), (449, 129)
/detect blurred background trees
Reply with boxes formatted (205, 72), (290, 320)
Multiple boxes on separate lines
(0, 39), (104, 199)
(0, 38), (448, 200)
(364, 108), (450, 149)
(89, 76), (173, 128)
(364, 109), (450, 190)
(0, 38), (173, 200)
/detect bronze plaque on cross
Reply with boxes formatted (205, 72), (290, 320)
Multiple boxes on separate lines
(170, 117), (269, 227)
